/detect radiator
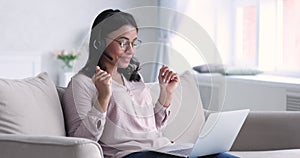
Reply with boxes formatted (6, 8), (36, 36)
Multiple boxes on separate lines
(195, 73), (300, 111)
(286, 89), (300, 111)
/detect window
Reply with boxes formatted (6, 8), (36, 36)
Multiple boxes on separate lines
(282, 0), (300, 72)
(235, 0), (300, 76)
(235, 5), (257, 67)
(168, 0), (300, 77)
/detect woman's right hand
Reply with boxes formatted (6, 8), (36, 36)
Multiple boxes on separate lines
(92, 66), (112, 112)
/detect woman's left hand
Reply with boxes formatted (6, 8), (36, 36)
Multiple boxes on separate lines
(158, 65), (180, 96)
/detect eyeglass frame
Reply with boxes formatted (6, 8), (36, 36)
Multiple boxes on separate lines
(105, 37), (142, 51)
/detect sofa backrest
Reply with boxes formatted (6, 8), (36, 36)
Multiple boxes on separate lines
(0, 72), (66, 136)
(147, 71), (205, 144)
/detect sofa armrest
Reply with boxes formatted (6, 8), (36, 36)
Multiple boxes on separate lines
(0, 134), (103, 158)
(231, 111), (300, 151)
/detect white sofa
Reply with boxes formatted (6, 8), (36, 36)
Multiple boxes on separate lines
(0, 71), (300, 158)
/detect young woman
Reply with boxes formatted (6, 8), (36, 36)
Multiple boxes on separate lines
(63, 9), (237, 158)
(63, 9), (180, 158)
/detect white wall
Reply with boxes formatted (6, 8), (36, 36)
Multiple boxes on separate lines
(0, 0), (157, 83)
(0, 0), (236, 84)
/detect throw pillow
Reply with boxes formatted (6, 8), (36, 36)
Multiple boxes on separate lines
(193, 64), (225, 74)
(0, 72), (65, 136)
(222, 66), (263, 75)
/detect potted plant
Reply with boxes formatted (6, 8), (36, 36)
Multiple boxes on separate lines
(54, 49), (79, 87)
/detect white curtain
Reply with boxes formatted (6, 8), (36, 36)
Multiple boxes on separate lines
(150, 0), (190, 82)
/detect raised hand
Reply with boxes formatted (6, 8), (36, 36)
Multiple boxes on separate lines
(158, 65), (180, 107)
(92, 66), (112, 112)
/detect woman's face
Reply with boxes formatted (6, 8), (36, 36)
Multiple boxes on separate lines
(104, 25), (138, 69)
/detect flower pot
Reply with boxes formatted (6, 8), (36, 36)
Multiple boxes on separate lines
(59, 71), (75, 87)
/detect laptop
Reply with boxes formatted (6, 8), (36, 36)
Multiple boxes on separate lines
(155, 109), (250, 158)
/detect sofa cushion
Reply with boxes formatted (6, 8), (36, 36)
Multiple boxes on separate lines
(0, 72), (65, 136)
(147, 71), (205, 144)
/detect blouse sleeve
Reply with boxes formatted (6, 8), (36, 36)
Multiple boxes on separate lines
(153, 101), (171, 130)
(63, 74), (106, 142)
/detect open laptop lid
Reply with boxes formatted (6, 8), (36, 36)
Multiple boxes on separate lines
(189, 109), (250, 157)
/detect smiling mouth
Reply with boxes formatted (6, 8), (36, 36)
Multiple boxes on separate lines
(121, 56), (132, 62)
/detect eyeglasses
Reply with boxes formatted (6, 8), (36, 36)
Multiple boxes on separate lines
(106, 37), (142, 51)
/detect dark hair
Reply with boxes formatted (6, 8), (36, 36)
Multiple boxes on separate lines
(90, 9), (141, 82)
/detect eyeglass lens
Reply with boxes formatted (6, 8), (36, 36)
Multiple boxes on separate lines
(117, 39), (141, 50)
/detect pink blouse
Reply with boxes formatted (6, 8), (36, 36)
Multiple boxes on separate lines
(63, 73), (172, 158)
